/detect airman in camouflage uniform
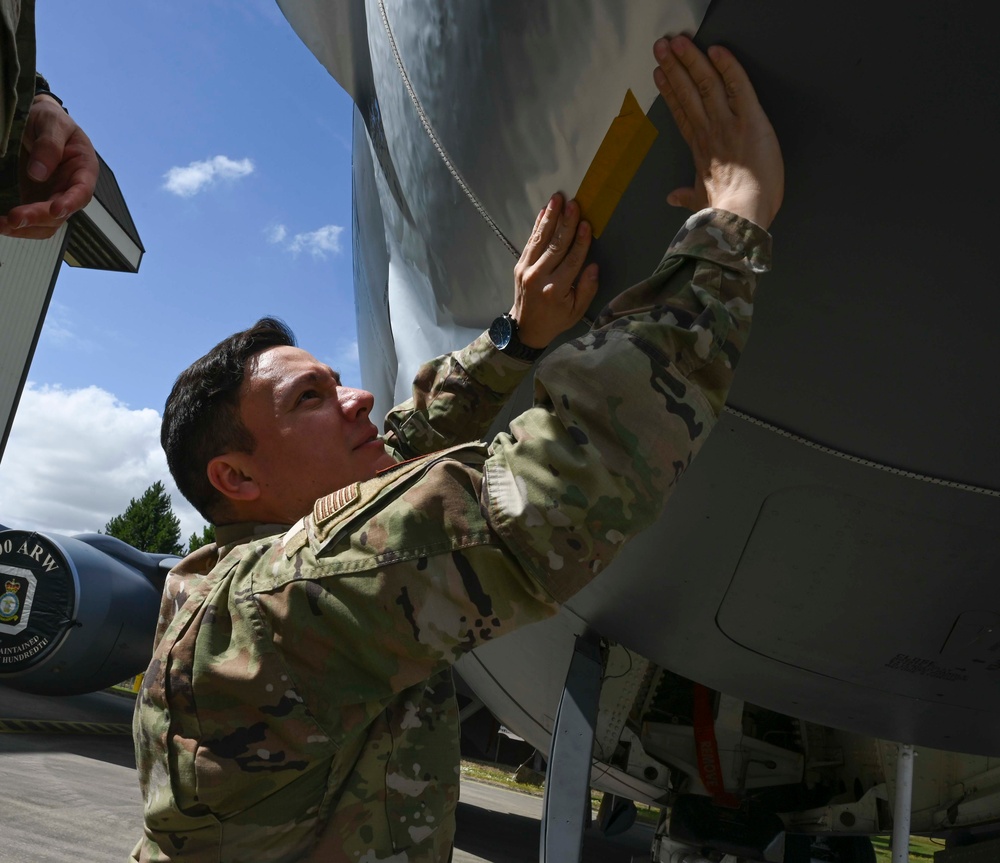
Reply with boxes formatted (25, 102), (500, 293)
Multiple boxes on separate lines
(131, 35), (784, 863)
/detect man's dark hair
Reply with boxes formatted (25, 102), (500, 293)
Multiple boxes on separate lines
(161, 317), (296, 524)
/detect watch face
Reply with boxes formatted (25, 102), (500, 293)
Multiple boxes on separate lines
(489, 315), (512, 351)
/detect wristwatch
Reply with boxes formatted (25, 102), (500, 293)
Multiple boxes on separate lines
(488, 313), (545, 362)
(33, 74), (64, 107)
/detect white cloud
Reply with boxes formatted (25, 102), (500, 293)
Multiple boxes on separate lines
(287, 224), (344, 259)
(163, 155), (255, 197)
(38, 301), (100, 352)
(265, 222), (344, 259)
(0, 384), (205, 544)
(323, 340), (361, 387)
(337, 339), (360, 369)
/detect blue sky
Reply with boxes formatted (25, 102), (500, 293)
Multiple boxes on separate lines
(0, 2), (363, 541)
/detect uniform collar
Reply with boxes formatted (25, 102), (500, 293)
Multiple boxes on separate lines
(214, 520), (290, 549)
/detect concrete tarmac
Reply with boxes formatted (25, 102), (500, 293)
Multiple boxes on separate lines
(0, 687), (140, 863)
(0, 687), (653, 862)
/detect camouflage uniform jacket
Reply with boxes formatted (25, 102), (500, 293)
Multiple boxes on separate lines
(0, 0), (35, 212)
(131, 209), (771, 862)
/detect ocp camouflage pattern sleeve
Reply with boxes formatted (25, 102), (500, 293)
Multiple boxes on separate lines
(383, 332), (534, 458)
(485, 208), (770, 600)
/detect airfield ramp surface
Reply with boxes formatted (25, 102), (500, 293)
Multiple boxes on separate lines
(0, 686), (652, 862)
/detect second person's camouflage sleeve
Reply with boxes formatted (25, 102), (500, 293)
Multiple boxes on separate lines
(1, 0), (37, 211)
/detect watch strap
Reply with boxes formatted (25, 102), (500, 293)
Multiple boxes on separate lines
(490, 314), (545, 362)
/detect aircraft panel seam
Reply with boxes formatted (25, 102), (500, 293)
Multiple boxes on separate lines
(376, 0), (519, 258)
(725, 407), (1000, 497)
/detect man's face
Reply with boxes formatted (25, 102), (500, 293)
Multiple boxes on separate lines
(236, 345), (397, 523)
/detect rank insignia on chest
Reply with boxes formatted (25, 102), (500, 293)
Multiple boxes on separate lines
(314, 483), (361, 525)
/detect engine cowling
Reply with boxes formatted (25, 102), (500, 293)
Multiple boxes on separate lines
(0, 529), (170, 695)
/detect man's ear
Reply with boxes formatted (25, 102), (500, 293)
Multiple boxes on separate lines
(206, 454), (260, 502)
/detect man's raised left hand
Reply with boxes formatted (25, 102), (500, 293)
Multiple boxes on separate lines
(510, 193), (600, 349)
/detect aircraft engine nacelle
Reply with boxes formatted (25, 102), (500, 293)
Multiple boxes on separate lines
(0, 529), (169, 695)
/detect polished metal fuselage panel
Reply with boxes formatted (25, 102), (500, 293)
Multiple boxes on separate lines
(278, 0), (1000, 760)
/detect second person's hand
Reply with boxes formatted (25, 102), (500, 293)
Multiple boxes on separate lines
(0, 94), (99, 239)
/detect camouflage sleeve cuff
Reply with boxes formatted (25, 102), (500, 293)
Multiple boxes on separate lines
(454, 331), (536, 396)
(382, 333), (536, 457)
(657, 208), (772, 277)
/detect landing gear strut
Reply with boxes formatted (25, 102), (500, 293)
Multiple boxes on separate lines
(539, 633), (602, 863)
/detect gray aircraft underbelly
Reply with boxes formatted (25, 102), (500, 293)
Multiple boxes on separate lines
(277, 0), (1000, 802)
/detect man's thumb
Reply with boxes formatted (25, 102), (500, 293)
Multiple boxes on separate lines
(666, 187), (695, 210)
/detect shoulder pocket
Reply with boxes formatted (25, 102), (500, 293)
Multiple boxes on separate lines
(303, 443), (487, 572)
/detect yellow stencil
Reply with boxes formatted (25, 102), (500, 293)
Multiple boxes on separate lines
(575, 89), (658, 238)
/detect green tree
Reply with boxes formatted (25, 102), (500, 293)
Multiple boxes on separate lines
(186, 524), (216, 555)
(104, 481), (184, 555)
